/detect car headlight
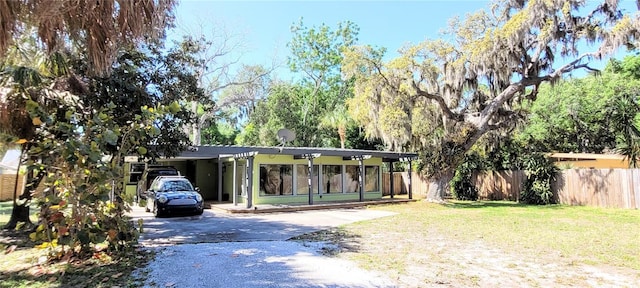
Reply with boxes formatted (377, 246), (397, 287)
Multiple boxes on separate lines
(157, 195), (168, 204)
(195, 193), (203, 202)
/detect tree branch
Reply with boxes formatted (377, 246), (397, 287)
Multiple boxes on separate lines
(412, 80), (463, 121)
(550, 52), (598, 78)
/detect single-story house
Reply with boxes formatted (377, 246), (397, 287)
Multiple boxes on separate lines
(548, 152), (629, 169)
(124, 145), (418, 208)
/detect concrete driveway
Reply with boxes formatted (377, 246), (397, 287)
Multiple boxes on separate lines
(130, 206), (400, 287)
(128, 205), (397, 246)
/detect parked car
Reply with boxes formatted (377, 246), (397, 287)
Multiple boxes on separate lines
(136, 165), (179, 201)
(145, 176), (204, 217)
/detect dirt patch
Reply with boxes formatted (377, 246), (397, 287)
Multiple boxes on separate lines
(294, 228), (640, 287)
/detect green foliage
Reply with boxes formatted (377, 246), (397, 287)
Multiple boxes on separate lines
(450, 153), (484, 201)
(606, 91), (640, 167)
(520, 153), (559, 205)
(2, 36), (202, 260)
(341, 1), (636, 201)
(516, 71), (640, 153)
(201, 121), (239, 145)
(480, 135), (526, 171)
(76, 42), (205, 159)
(24, 97), (175, 258)
(288, 18), (358, 89)
(516, 56), (640, 168)
(240, 20), (363, 148)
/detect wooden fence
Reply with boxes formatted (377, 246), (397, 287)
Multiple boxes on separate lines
(388, 169), (639, 209)
(472, 169), (640, 208)
(473, 170), (525, 201)
(0, 174), (23, 201)
(382, 172), (430, 199)
(555, 169), (640, 209)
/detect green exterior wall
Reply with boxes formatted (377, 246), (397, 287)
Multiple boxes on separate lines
(195, 159), (217, 200)
(249, 154), (382, 206)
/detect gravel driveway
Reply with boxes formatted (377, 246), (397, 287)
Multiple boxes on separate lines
(129, 206), (398, 287)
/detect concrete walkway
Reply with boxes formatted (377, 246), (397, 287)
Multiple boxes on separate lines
(207, 198), (416, 214)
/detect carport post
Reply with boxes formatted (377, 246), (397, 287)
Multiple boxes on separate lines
(389, 161), (394, 199)
(408, 160), (413, 200)
(294, 153), (321, 205)
(308, 157), (314, 205)
(217, 159), (223, 203)
(344, 155), (370, 202)
(359, 158), (365, 202)
(246, 156), (254, 209)
(232, 159), (237, 206)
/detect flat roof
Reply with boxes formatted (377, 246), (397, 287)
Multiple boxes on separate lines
(548, 153), (626, 161)
(171, 145), (418, 163)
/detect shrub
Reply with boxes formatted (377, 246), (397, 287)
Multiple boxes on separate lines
(520, 153), (559, 205)
(450, 153), (483, 200)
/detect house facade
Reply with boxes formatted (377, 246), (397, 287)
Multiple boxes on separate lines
(124, 145), (417, 208)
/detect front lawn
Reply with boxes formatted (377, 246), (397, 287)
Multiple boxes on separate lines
(295, 200), (640, 287)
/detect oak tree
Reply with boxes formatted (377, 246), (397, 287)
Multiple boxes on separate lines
(343, 0), (640, 200)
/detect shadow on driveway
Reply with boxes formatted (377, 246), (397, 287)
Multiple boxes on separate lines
(128, 206), (396, 246)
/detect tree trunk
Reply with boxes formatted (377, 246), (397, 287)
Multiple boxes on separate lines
(426, 169), (454, 202)
(4, 153), (44, 230)
(4, 202), (32, 230)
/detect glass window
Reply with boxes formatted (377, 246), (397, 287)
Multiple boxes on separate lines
(128, 163), (145, 183)
(322, 165), (342, 193)
(161, 180), (194, 192)
(296, 164), (319, 195)
(259, 164), (293, 196)
(365, 166), (379, 192)
(344, 165), (361, 193)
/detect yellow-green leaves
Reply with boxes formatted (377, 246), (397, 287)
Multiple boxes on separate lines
(169, 101), (181, 113)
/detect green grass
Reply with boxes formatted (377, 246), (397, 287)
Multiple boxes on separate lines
(0, 201), (14, 227)
(393, 201), (637, 267)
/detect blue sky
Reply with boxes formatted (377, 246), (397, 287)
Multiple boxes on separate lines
(170, 0), (490, 78)
(170, 0), (637, 79)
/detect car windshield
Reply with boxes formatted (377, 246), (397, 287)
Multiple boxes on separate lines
(159, 180), (194, 192)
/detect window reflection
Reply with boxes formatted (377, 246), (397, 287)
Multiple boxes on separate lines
(296, 164), (319, 195)
(365, 166), (379, 192)
(345, 165), (360, 193)
(322, 165), (342, 193)
(259, 164), (293, 196)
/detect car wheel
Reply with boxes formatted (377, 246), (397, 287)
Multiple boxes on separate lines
(153, 202), (163, 217)
(145, 205), (150, 213)
(195, 208), (204, 216)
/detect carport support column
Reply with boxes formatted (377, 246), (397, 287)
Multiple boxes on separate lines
(408, 160), (413, 200)
(389, 161), (395, 199)
(246, 156), (254, 209)
(308, 157), (314, 205)
(359, 158), (365, 202)
(295, 153), (321, 205)
(232, 159), (237, 206)
(217, 159), (223, 203)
